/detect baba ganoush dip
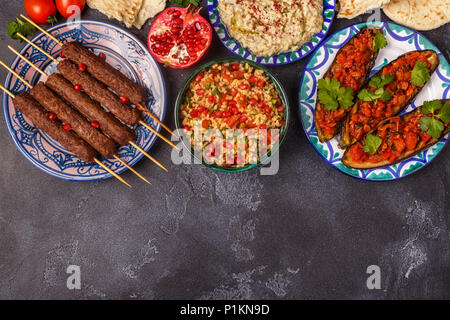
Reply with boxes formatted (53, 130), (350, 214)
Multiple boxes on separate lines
(218, 0), (324, 57)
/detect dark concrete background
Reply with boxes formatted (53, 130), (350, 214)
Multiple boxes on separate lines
(0, 1), (449, 300)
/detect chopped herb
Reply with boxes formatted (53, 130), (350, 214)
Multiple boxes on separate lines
(283, 9), (289, 14)
(212, 88), (222, 98)
(169, 0), (200, 7)
(205, 82), (211, 90)
(373, 33), (387, 52)
(8, 18), (37, 42)
(411, 61), (431, 86)
(419, 100), (450, 139)
(317, 77), (354, 111)
(362, 133), (382, 155)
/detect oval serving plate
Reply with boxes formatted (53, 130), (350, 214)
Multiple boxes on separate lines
(174, 57), (290, 172)
(207, 0), (335, 66)
(3, 20), (167, 181)
(298, 21), (450, 181)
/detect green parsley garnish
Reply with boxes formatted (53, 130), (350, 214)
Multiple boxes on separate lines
(205, 82), (211, 90)
(419, 100), (450, 139)
(169, 0), (200, 7)
(362, 133), (382, 155)
(357, 74), (394, 102)
(411, 61), (431, 86)
(373, 33), (387, 52)
(8, 18), (37, 42)
(212, 88), (222, 98)
(317, 78), (354, 111)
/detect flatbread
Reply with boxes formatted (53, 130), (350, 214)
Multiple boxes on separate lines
(133, 0), (166, 29)
(383, 0), (450, 31)
(86, 0), (143, 28)
(338, 0), (392, 19)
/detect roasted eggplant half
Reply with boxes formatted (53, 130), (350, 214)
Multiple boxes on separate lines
(339, 50), (439, 149)
(314, 27), (383, 143)
(342, 99), (450, 169)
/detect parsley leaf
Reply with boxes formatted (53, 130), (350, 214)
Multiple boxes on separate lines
(373, 33), (387, 52)
(317, 78), (354, 111)
(369, 74), (395, 89)
(437, 103), (450, 123)
(420, 116), (444, 139)
(169, 0), (200, 7)
(358, 74), (394, 102)
(7, 18), (36, 42)
(357, 88), (391, 102)
(411, 61), (431, 86)
(422, 100), (442, 115)
(362, 133), (382, 155)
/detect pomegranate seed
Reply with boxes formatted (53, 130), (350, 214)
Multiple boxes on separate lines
(277, 106), (284, 112)
(231, 63), (240, 71)
(257, 80), (265, 88)
(60, 51), (65, 58)
(230, 106), (239, 114)
(63, 123), (71, 131)
(239, 83), (249, 90)
(74, 84), (82, 91)
(223, 111), (231, 117)
(196, 89), (205, 96)
(91, 120), (100, 129)
(260, 124), (267, 129)
(249, 98), (257, 106)
(120, 96), (129, 104)
(239, 115), (247, 123)
(98, 52), (106, 60)
(183, 125), (190, 131)
(172, 10), (181, 17)
(230, 88), (238, 96)
(249, 75), (257, 83)
(264, 106), (271, 114)
(150, 35), (156, 42)
(227, 100), (237, 107)
(78, 63), (86, 72)
(48, 112), (56, 121)
(208, 95), (216, 104)
(258, 102), (265, 108)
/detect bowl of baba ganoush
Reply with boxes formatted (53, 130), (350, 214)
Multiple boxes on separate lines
(206, 0), (336, 65)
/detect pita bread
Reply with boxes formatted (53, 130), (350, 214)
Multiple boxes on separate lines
(86, 0), (143, 28)
(133, 0), (166, 29)
(383, 0), (450, 31)
(338, 0), (391, 19)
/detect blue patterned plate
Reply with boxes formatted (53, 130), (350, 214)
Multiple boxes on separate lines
(207, 0), (335, 65)
(299, 22), (450, 181)
(2, 20), (166, 181)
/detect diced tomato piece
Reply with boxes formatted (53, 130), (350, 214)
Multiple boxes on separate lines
(405, 132), (418, 151)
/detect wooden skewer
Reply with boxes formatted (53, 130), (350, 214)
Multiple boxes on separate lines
(17, 33), (59, 64)
(8, 46), (47, 78)
(9, 47), (169, 173)
(0, 84), (15, 99)
(15, 20), (176, 139)
(94, 158), (131, 188)
(0, 59), (33, 89)
(13, 41), (176, 152)
(129, 141), (168, 172)
(139, 120), (179, 150)
(113, 155), (151, 185)
(0, 83), (132, 187)
(137, 104), (176, 137)
(20, 14), (63, 46)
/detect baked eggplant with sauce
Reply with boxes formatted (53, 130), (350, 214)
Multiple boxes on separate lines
(342, 99), (450, 169)
(314, 27), (384, 143)
(339, 50), (439, 148)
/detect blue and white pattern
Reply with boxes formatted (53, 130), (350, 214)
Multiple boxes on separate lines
(3, 20), (167, 181)
(299, 22), (450, 181)
(207, 0), (335, 65)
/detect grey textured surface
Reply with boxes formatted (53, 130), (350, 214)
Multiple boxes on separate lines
(0, 1), (449, 300)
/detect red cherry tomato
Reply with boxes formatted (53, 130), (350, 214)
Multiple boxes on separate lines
(78, 63), (86, 72)
(48, 112), (56, 121)
(91, 120), (99, 129)
(63, 123), (71, 131)
(24, 0), (57, 25)
(74, 84), (82, 91)
(55, 0), (86, 19)
(120, 96), (129, 104)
